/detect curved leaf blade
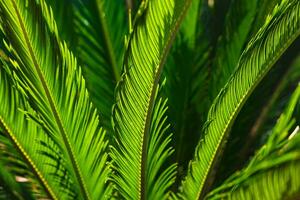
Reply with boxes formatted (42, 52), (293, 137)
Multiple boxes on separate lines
(0, 0), (110, 199)
(0, 60), (59, 199)
(111, 0), (191, 199)
(180, 1), (300, 199)
(209, 161), (300, 200)
(207, 85), (300, 199)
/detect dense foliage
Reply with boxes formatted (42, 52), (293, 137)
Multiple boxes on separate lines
(0, 0), (300, 199)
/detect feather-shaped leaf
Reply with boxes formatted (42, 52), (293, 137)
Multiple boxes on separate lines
(110, 0), (191, 199)
(208, 160), (300, 200)
(179, 1), (300, 199)
(0, 59), (61, 199)
(210, 0), (258, 99)
(206, 85), (300, 199)
(0, 0), (110, 199)
(45, 0), (127, 131)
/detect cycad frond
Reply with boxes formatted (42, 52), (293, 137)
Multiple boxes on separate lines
(0, 59), (59, 199)
(0, 0), (110, 199)
(110, 0), (191, 199)
(209, 160), (300, 200)
(45, 0), (128, 131)
(210, 0), (258, 99)
(215, 53), (300, 185)
(206, 85), (300, 199)
(179, 1), (300, 199)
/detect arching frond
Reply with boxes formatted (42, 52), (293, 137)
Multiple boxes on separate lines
(0, 0), (110, 199)
(110, 0), (192, 199)
(179, 1), (300, 199)
(46, 0), (128, 131)
(214, 51), (300, 186)
(206, 85), (300, 199)
(210, 0), (258, 99)
(209, 161), (300, 200)
(0, 59), (61, 199)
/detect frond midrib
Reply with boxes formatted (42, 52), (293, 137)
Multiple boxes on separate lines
(96, 0), (120, 82)
(196, 22), (300, 200)
(0, 118), (57, 200)
(138, 1), (192, 199)
(10, 0), (90, 199)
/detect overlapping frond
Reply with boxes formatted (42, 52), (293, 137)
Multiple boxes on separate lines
(179, 1), (300, 199)
(72, 0), (127, 131)
(0, 138), (46, 200)
(0, 0), (110, 199)
(214, 51), (300, 186)
(209, 161), (300, 200)
(206, 85), (300, 199)
(0, 59), (61, 199)
(110, 0), (191, 199)
(210, 0), (258, 99)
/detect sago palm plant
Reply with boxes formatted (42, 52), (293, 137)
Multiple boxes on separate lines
(0, 0), (300, 199)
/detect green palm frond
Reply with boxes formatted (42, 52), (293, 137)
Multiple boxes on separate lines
(45, 0), (128, 131)
(209, 160), (300, 200)
(206, 85), (300, 199)
(0, 0), (110, 199)
(0, 59), (59, 199)
(0, 0), (299, 199)
(110, 0), (191, 199)
(72, 0), (127, 131)
(210, 0), (258, 99)
(179, 1), (300, 199)
(0, 131), (43, 200)
(214, 52), (300, 185)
